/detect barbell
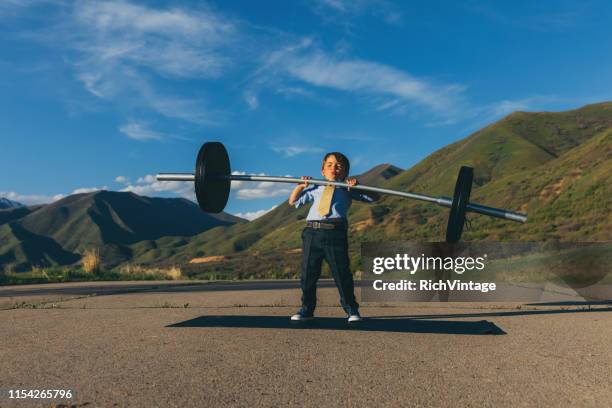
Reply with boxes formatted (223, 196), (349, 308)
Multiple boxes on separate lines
(157, 142), (527, 242)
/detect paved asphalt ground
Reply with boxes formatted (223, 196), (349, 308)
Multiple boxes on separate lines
(0, 280), (610, 407)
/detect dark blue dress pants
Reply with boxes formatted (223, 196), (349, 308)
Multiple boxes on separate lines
(300, 226), (359, 316)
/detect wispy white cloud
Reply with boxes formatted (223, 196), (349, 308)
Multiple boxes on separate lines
(270, 83), (338, 107)
(271, 145), (324, 157)
(71, 1), (236, 79)
(244, 92), (259, 110)
(0, 191), (65, 206)
(257, 38), (467, 121)
(234, 204), (278, 221)
(77, 64), (222, 126)
(118, 121), (165, 141)
(19, 1), (238, 128)
(275, 86), (315, 98)
(285, 53), (464, 113)
(146, 89), (223, 126)
(310, 0), (403, 26)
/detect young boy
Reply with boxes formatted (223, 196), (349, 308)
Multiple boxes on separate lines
(288, 152), (378, 323)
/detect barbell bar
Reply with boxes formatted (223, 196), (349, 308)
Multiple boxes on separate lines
(158, 172), (528, 223)
(157, 142), (527, 242)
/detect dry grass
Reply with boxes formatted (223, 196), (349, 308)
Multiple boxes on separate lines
(120, 264), (183, 280)
(538, 169), (583, 201)
(165, 266), (182, 280)
(82, 249), (101, 274)
(189, 255), (225, 264)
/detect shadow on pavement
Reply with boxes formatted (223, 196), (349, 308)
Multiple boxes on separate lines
(167, 315), (506, 335)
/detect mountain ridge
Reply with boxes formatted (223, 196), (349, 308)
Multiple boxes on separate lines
(0, 198), (24, 209)
(0, 191), (245, 270)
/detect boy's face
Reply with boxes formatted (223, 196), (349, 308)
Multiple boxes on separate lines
(321, 155), (346, 181)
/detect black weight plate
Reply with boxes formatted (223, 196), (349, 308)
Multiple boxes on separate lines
(445, 166), (473, 243)
(195, 142), (231, 213)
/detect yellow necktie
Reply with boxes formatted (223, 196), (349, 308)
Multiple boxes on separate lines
(318, 185), (335, 217)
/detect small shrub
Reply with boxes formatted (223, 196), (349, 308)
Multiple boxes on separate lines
(82, 249), (101, 274)
(166, 266), (182, 280)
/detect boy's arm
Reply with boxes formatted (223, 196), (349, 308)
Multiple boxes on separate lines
(288, 176), (312, 205)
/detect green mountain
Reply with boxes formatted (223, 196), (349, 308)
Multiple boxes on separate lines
(0, 191), (244, 271)
(349, 101), (612, 242)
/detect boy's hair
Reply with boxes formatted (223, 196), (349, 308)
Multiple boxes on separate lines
(322, 152), (350, 179)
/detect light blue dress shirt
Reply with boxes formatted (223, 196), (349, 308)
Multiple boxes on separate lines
(294, 185), (376, 221)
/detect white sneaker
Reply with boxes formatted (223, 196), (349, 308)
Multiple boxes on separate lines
(291, 311), (314, 321)
(348, 314), (362, 323)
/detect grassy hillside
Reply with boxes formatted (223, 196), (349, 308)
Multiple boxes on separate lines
(466, 128), (611, 241)
(335, 102), (612, 243)
(0, 206), (37, 225)
(0, 222), (81, 270)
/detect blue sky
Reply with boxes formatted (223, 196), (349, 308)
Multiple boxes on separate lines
(1, 0), (611, 219)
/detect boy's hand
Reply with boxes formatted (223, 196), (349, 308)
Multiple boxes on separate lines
(346, 177), (358, 191)
(289, 176), (312, 205)
(300, 176), (312, 187)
